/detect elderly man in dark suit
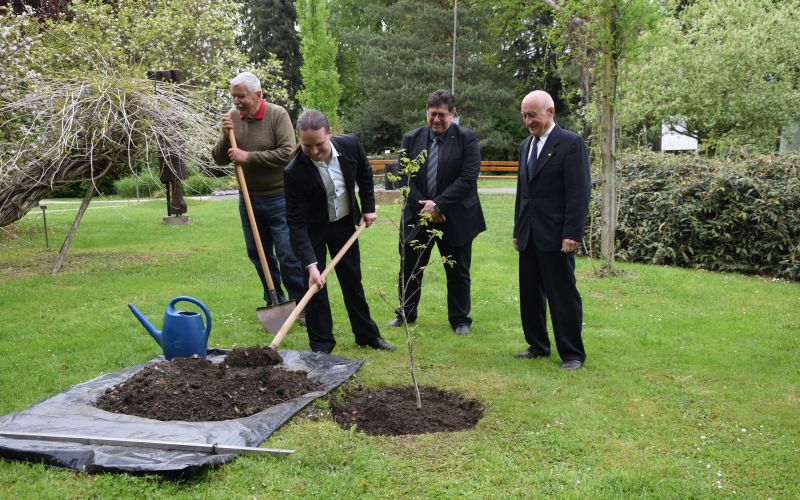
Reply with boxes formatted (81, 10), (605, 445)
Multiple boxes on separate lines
(513, 90), (592, 370)
(387, 89), (486, 335)
(284, 109), (395, 354)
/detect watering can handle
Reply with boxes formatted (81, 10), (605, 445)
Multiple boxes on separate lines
(169, 296), (212, 338)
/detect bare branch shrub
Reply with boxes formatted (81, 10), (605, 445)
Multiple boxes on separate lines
(0, 74), (225, 226)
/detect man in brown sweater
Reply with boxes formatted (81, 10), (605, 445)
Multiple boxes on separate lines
(212, 72), (305, 317)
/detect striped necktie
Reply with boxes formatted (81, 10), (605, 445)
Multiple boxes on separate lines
(427, 137), (439, 196)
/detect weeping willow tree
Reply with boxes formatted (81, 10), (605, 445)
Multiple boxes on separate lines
(0, 73), (223, 272)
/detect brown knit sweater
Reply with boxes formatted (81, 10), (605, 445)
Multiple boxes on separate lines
(212, 102), (296, 195)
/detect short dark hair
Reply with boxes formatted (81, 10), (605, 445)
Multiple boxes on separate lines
(426, 89), (455, 112)
(296, 108), (331, 133)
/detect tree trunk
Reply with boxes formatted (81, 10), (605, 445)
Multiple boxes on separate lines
(52, 185), (95, 274)
(599, 5), (619, 271)
(52, 162), (113, 274)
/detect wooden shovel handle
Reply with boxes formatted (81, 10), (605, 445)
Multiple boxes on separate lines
(269, 221), (368, 350)
(229, 129), (280, 303)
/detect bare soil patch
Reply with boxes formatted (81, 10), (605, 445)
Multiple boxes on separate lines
(95, 346), (320, 421)
(331, 385), (483, 436)
(94, 346), (483, 435)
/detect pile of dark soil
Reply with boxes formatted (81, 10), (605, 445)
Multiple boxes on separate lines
(331, 385), (483, 436)
(224, 345), (282, 367)
(95, 346), (321, 422)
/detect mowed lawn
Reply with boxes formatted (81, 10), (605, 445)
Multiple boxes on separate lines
(0, 193), (798, 497)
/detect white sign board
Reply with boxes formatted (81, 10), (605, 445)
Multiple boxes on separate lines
(661, 122), (698, 151)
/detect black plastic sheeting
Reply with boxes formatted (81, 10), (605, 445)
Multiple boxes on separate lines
(0, 349), (362, 477)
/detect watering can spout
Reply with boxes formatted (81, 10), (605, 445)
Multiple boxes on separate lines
(128, 303), (162, 346)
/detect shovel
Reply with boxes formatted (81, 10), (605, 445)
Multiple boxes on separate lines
(229, 129), (295, 333)
(269, 221), (367, 350)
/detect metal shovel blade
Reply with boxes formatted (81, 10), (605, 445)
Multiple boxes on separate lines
(256, 300), (297, 333)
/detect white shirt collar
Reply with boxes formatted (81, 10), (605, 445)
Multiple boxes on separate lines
(312, 143), (340, 168)
(538, 122), (556, 142)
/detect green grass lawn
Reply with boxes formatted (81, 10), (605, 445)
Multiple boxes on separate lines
(1, 193), (798, 497)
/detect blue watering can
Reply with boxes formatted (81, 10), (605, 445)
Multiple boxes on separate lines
(128, 296), (212, 360)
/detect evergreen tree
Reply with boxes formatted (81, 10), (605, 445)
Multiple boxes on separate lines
(296, 0), (342, 130)
(331, 0), (517, 158)
(238, 0), (302, 118)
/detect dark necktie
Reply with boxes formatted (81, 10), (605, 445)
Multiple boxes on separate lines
(527, 136), (540, 180)
(427, 137), (439, 196)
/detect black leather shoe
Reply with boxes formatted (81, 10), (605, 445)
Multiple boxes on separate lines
(561, 360), (583, 370)
(514, 350), (549, 359)
(312, 348), (332, 355)
(358, 337), (396, 351)
(453, 324), (471, 335)
(387, 316), (413, 327)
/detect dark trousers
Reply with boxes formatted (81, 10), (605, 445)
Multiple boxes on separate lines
(305, 217), (381, 352)
(398, 234), (473, 327)
(239, 193), (306, 304)
(519, 244), (585, 362)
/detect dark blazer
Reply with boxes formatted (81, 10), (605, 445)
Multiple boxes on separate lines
(400, 123), (485, 246)
(284, 134), (376, 267)
(513, 125), (591, 252)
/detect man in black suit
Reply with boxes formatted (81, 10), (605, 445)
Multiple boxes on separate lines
(513, 90), (591, 370)
(284, 109), (395, 354)
(388, 89), (486, 335)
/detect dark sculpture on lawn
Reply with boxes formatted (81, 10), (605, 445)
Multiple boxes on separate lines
(147, 69), (188, 219)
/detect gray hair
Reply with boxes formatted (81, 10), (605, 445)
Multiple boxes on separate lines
(230, 72), (261, 93)
(296, 109), (331, 133)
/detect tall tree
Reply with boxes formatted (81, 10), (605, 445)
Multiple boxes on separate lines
(477, 1), (579, 130)
(296, 0), (342, 130)
(330, 0), (517, 158)
(22, 0), (288, 108)
(543, 0), (661, 271)
(618, 0), (800, 154)
(238, 0), (302, 117)
(542, 0), (660, 271)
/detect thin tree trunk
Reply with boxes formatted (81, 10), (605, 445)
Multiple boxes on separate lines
(52, 163), (113, 274)
(599, 6), (619, 271)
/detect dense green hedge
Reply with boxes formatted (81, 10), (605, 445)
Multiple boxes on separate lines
(114, 173), (163, 198)
(114, 172), (228, 198)
(587, 151), (800, 280)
